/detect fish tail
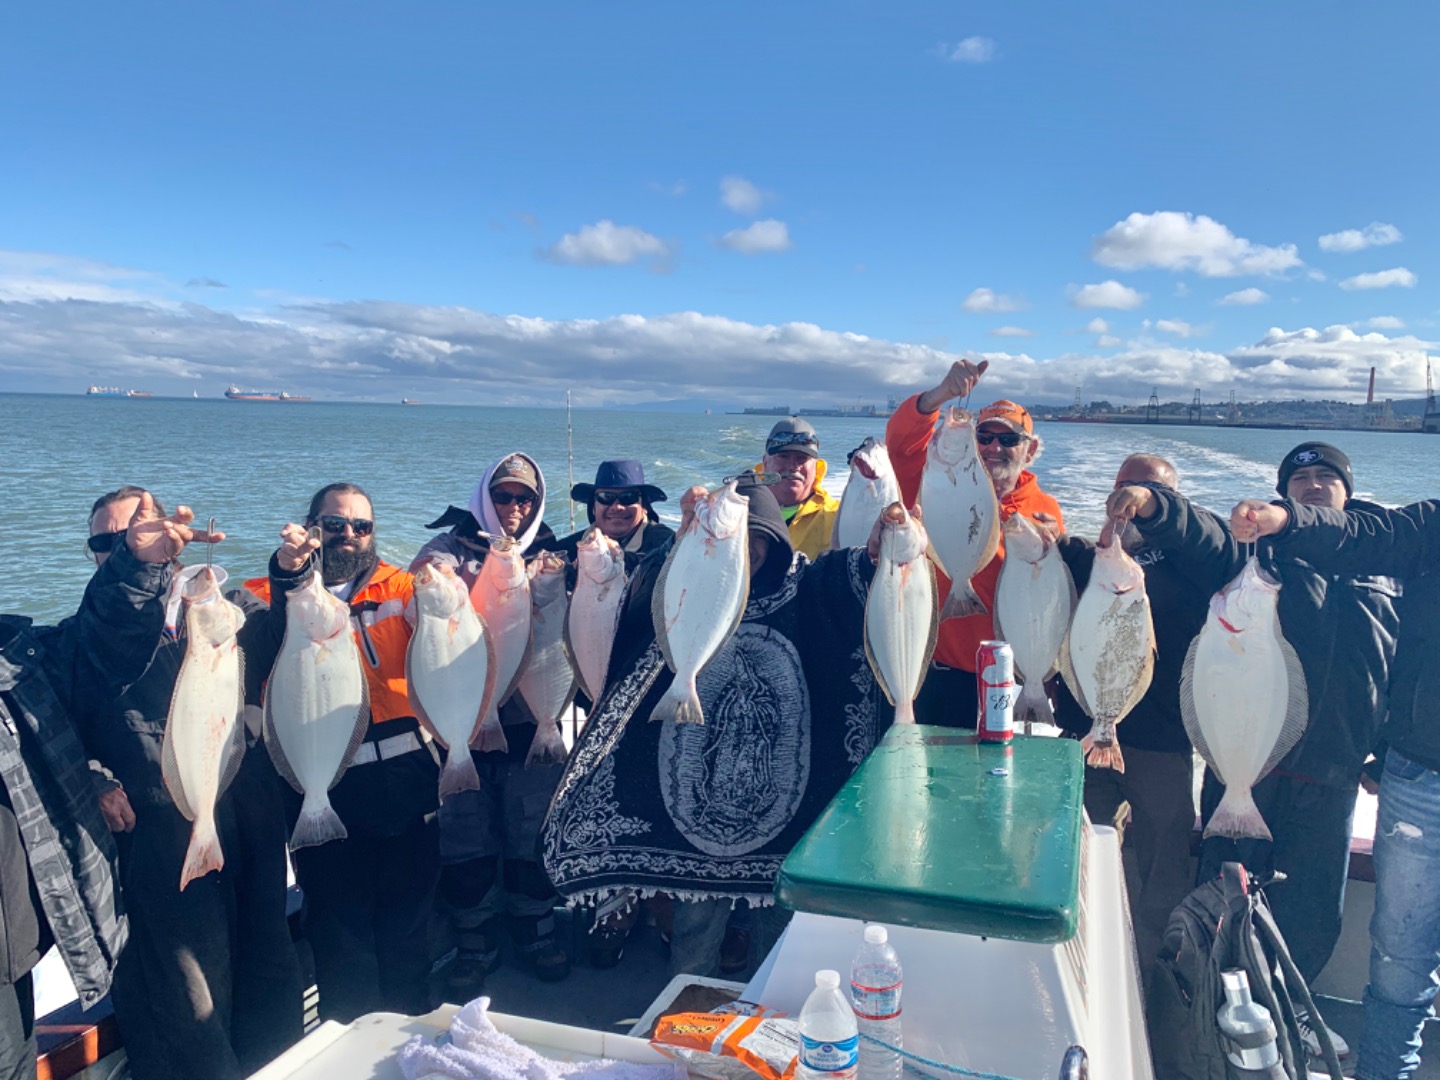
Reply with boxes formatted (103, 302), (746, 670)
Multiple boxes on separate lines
(893, 697), (916, 725)
(1081, 726), (1125, 773)
(650, 677), (704, 725)
(438, 754), (482, 800)
(1204, 787), (1273, 841)
(939, 582), (987, 621)
(473, 708), (510, 754)
(1018, 683), (1055, 728)
(524, 721), (569, 767)
(289, 794), (348, 851)
(179, 817), (223, 891)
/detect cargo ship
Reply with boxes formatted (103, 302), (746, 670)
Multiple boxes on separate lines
(85, 386), (152, 398)
(225, 386), (312, 402)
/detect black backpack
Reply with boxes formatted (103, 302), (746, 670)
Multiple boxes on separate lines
(1146, 862), (1344, 1080)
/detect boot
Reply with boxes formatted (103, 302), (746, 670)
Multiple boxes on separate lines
(511, 911), (571, 983)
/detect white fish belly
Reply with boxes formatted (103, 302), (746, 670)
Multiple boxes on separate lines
(920, 461), (997, 583)
(866, 556), (933, 704)
(568, 584), (622, 700)
(170, 650), (242, 813)
(520, 598), (574, 724)
(1188, 628), (1292, 786)
(996, 556), (1071, 685)
(409, 609), (489, 748)
(660, 531), (747, 681)
(269, 638), (366, 793)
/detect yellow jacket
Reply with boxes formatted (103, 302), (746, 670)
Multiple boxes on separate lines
(752, 458), (841, 560)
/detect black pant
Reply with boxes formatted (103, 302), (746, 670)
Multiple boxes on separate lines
(1197, 768), (1358, 983)
(0, 974), (33, 1080)
(111, 749), (304, 1080)
(913, 665), (980, 729)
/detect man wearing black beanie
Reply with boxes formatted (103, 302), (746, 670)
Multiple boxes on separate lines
(1276, 442), (1354, 508)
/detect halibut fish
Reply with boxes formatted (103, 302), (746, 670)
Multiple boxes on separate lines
(163, 567), (247, 890)
(264, 573), (370, 850)
(864, 503), (938, 724)
(651, 479), (750, 725)
(1181, 558), (1308, 840)
(566, 528), (626, 703)
(518, 551), (575, 766)
(832, 437), (901, 549)
(470, 537), (533, 754)
(919, 407), (1000, 620)
(993, 514), (1075, 728)
(1060, 531), (1155, 772)
(407, 561), (496, 799)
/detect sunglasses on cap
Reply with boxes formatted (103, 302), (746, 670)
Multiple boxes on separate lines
(491, 491), (536, 507)
(314, 514), (374, 537)
(766, 432), (819, 453)
(976, 432), (1026, 448)
(594, 490), (643, 507)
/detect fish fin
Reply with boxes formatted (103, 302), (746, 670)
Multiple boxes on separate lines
(1259, 630), (1311, 780)
(496, 631), (533, 707)
(1056, 635), (1091, 718)
(404, 641), (445, 745)
(939, 581), (987, 620)
(289, 794), (348, 851)
(468, 616), (501, 748)
(179, 817), (224, 891)
(217, 647), (248, 802)
(333, 680), (373, 789)
(159, 723), (196, 822)
(862, 600), (897, 707)
(525, 720), (569, 767)
(650, 543), (681, 674)
(473, 707), (510, 753)
(1178, 636), (1219, 777)
(1081, 728), (1125, 773)
(438, 753), (482, 800)
(561, 605), (590, 702)
(1204, 786), (1273, 841)
(261, 685), (306, 796)
(1017, 682), (1055, 728)
(650, 677), (704, 725)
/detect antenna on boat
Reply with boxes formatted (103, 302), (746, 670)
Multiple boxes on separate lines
(566, 388), (576, 534)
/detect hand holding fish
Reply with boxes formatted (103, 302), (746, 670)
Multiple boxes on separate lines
(677, 484), (708, 535)
(918, 359), (990, 413)
(1030, 511), (1062, 544)
(1230, 500), (1290, 543)
(98, 787), (136, 833)
(277, 523), (322, 572)
(126, 493), (225, 563)
(1105, 485), (1157, 526)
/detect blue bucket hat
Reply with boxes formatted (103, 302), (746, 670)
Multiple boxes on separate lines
(570, 459), (667, 505)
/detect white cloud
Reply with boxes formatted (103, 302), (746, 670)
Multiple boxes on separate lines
(1219, 287), (1270, 306)
(942, 37), (995, 63)
(1085, 317), (1109, 334)
(1318, 222), (1402, 253)
(0, 250), (166, 305)
(1339, 267), (1417, 291)
(717, 219), (792, 255)
(961, 287), (1026, 314)
(1095, 335), (1121, 348)
(988, 326), (1034, 338)
(1306, 269), (1328, 282)
(720, 176), (767, 216)
(541, 220), (669, 267)
(1367, 316), (1406, 330)
(1153, 319), (1202, 338)
(1092, 211), (1302, 277)
(1072, 280), (1145, 310)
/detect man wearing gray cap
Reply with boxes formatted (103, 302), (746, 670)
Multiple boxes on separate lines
(754, 417), (840, 560)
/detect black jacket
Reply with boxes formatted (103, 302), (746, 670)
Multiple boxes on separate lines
(0, 546), (168, 1003)
(1134, 488), (1401, 789)
(1271, 499), (1440, 774)
(1052, 526), (1212, 755)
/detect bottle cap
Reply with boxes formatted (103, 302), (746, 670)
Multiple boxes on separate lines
(816, 969), (840, 989)
(864, 924), (888, 945)
(1221, 969), (1249, 992)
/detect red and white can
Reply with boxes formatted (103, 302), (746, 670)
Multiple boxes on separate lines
(976, 640), (1016, 742)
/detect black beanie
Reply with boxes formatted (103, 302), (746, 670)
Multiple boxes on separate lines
(1276, 442), (1354, 498)
(733, 474), (794, 590)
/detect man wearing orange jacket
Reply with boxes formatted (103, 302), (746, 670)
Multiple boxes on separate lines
(885, 359), (1065, 727)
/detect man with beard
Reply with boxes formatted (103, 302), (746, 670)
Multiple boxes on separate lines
(885, 359), (1065, 727)
(245, 483), (440, 1024)
(413, 453), (572, 991)
(551, 460), (673, 560)
(1106, 442), (1398, 1062)
(754, 418), (840, 560)
(81, 487), (302, 1080)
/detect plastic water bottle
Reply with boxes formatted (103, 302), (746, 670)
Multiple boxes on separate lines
(1217, 969), (1285, 1080)
(797, 970), (859, 1080)
(850, 925), (903, 1080)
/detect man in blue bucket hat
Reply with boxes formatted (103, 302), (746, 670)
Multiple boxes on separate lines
(553, 459), (674, 559)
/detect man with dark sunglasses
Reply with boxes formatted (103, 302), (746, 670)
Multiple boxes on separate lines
(753, 417), (840, 560)
(553, 459), (674, 561)
(413, 452), (572, 993)
(885, 359), (1064, 727)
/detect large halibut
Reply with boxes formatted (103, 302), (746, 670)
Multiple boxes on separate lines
(993, 514), (1075, 728)
(919, 407), (1000, 620)
(469, 537), (533, 754)
(864, 502), (938, 724)
(518, 551), (575, 766)
(566, 528), (626, 704)
(832, 437), (901, 550)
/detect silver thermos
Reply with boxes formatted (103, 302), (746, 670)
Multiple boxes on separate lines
(1217, 969), (1286, 1080)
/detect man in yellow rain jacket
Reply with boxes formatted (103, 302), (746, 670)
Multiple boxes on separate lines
(753, 417), (840, 560)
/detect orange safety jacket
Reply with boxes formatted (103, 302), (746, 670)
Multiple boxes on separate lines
(886, 392), (1065, 673)
(245, 560), (416, 724)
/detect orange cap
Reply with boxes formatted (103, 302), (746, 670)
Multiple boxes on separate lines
(976, 399), (1033, 436)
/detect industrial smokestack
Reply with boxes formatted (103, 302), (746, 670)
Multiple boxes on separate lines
(1368, 367), (1376, 404)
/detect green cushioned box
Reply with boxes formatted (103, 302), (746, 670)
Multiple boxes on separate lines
(776, 725), (1084, 944)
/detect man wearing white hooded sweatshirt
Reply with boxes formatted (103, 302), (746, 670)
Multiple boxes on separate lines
(413, 453), (571, 994)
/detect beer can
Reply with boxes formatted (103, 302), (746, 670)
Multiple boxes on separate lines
(976, 640), (1015, 742)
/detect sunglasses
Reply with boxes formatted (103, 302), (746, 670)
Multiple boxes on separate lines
(976, 432), (1026, 448)
(766, 432), (819, 453)
(594, 490), (643, 507)
(315, 514), (374, 537)
(491, 491), (536, 507)
(86, 529), (126, 555)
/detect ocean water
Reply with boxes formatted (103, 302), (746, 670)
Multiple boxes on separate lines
(3, 392), (1437, 624)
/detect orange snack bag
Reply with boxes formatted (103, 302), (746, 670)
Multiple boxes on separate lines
(651, 1012), (800, 1080)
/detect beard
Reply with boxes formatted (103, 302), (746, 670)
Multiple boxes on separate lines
(321, 538), (378, 586)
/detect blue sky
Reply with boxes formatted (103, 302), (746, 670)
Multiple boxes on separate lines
(1, 2), (1435, 407)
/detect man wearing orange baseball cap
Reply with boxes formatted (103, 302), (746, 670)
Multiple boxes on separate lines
(885, 359), (1064, 727)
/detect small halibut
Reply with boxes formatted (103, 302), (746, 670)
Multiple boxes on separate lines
(1181, 558), (1308, 840)
(650, 479), (750, 725)
(566, 528), (626, 704)
(919, 407), (1001, 620)
(163, 566), (248, 890)
(469, 537), (533, 754)
(864, 503), (938, 724)
(832, 437), (901, 550)
(518, 551), (575, 767)
(994, 515), (1075, 728)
